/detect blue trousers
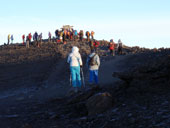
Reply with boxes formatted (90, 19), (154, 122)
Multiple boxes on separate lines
(89, 70), (99, 84)
(70, 66), (81, 87)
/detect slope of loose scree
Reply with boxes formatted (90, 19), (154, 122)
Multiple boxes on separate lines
(0, 40), (170, 128)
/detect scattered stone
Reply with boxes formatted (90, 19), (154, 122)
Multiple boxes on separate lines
(112, 108), (119, 113)
(128, 113), (132, 117)
(86, 92), (114, 115)
(16, 97), (25, 101)
(110, 118), (116, 122)
(28, 95), (33, 99)
(48, 112), (60, 119)
(22, 123), (32, 128)
(72, 116), (87, 124)
(0, 114), (19, 118)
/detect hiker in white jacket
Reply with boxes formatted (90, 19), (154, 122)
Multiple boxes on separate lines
(67, 46), (83, 91)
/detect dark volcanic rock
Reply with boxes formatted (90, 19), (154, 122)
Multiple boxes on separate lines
(86, 92), (114, 115)
(1, 40), (170, 128)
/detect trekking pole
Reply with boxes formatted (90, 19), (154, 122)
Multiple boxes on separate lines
(80, 67), (85, 87)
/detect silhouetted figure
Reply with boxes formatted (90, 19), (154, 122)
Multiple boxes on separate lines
(79, 30), (84, 41)
(86, 31), (90, 42)
(28, 33), (32, 45)
(91, 31), (95, 40)
(11, 35), (14, 44)
(48, 32), (51, 42)
(22, 34), (25, 45)
(7, 34), (10, 45)
(38, 33), (42, 48)
(26, 36), (29, 48)
(117, 39), (123, 55)
(33, 32), (38, 46)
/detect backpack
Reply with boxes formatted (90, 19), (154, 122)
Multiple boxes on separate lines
(88, 54), (97, 66)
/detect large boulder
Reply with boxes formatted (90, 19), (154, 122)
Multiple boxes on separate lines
(86, 92), (114, 115)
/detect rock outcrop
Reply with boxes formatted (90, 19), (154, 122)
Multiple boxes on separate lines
(86, 92), (114, 115)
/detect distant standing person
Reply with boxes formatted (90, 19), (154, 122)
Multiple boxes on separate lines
(91, 31), (95, 40)
(117, 39), (123, 55)
(67, 46), (83, 92)
(74, 30), (78, 40)
(63, 30), (67, 44)
(60, 31), (63, 42)
(33, 32), (38, 46)
(109, 39), (116, 56)
(26, 35), (30, 48)
(55, 29), (59, 39)
(11, 35), (14, 44)
(86, 31), (90, 42)
(7, 34), (10, 45)
(79, 30), (84, 41)
(38, 33), (42, 48)
(22, 34), (25, 45)
(48, 32), (51, 42)
(28, 33), (32, 45)
(86, 50), (100, 86)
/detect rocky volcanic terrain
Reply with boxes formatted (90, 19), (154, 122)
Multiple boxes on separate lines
(0, 40), (170, 128)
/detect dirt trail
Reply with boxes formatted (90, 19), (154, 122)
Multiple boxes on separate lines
(99, 55), (132, 86)
(36, 55), (132, 100)
(0, 54), (136, 128)
(0, 54), (133, 109)
(41, 55), (133, 97)
(0, 59), (69, 108)
(32, 59), (71, 101)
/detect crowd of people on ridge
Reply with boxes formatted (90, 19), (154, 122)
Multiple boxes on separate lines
(6, 26), (124, 93)
(7, 28), (97, 48)
(6, 27), (123, 56)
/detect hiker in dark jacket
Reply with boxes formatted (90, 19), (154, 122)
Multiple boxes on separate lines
(33, 32), (38, 46)
(86, 50), (100, 86)
(79, 30), (84, 41)
(117, 39), (123, 55)
(55, 29), (59, 39)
